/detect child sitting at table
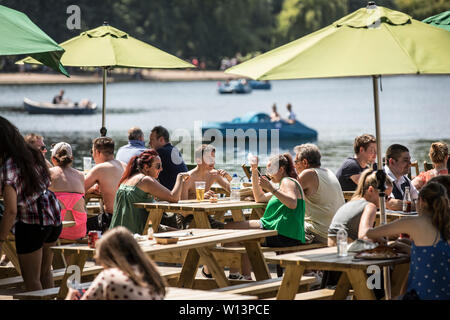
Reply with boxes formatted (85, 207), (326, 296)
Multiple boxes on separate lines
(366, 180), (450, 300)
(66, 226), (167, 300)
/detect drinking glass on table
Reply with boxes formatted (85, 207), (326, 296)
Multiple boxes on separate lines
(195, 181), (206, 201)
(83, 157), (92, 174)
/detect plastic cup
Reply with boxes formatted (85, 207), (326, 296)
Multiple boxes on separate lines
(83, 157), (92, 174)
(195, 181), (206, 201)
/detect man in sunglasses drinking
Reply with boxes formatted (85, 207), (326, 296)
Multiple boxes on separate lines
(24, 133), (53, 168)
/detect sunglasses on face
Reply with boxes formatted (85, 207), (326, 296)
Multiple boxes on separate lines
(153, 163), (162, 169)
(40, 145), (47, 151)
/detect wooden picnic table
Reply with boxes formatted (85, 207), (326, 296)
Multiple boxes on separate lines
(266, 246), (410, 300)
(134, 199), (267, 234)
(51, 228), (277, 299)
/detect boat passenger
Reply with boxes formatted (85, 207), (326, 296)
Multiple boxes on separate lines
(219, 153), (306, 280)
(294, 144), (345, 244)
(0, 116), (62, 291)
(49, 142), (87, 240)
(66, 226), (166, 300)
(109, 149), (189, 234)
(336, 134), (377, 191)
(285, 103), (296, 124)
(366, 180), (450, 300)
(52, 89), (66, 104)
(85, 137), (126, 233)
(270, 103), (281, 122)
(412, 142), (448, 191)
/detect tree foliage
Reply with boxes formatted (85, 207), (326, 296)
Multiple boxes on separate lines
(0, 0), (447, 71)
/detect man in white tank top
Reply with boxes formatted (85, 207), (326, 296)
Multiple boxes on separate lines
(294, 144), (345, 244)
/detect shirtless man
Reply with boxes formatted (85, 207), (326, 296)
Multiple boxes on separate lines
(177, 144), (231, 230)
(181, 144), (231, 200)
(85, 137), (126, 232)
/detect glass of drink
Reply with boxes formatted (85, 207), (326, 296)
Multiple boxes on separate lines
(195, 181), (206, 201)
(83, 157), (92, 174)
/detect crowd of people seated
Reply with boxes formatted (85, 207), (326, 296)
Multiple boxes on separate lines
(0, 115), (448, 300)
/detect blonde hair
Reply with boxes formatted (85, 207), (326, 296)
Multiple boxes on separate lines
(419, 182), (450, 241)
(353, 169), (392, 199)
(429, 142), (448, 164)
(95, 227), (166, 296)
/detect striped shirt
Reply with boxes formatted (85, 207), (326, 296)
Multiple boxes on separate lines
(0, 157), (61, 226)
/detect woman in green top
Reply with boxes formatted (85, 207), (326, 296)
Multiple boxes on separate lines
(218, 153), (306, 280)
(109, 149), (190, 235)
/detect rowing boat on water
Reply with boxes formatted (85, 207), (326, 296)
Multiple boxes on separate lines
(23, 98), (97, 115)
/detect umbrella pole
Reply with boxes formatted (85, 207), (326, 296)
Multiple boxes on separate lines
(372, 75), (391, 300)
(100, 67), (107, 137)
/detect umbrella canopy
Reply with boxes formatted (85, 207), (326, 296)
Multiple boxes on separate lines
(0, 5), (68, 76)
(226, 6), (450, 80)
(19, 24), (195, 135)
(422, 11), (450, 31)
(225, 3), (450, 299)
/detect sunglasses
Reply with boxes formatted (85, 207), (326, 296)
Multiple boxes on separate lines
(153, 163), (162, 169)
(40, 145), (47, 151)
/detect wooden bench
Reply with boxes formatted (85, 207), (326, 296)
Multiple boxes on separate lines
(0, 265), (103, 290)
(210, 242), (327, 275)
(212, 275), (316, 299)
(12, 265), (183, 300)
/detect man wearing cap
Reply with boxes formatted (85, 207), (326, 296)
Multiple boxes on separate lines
(116, 127), (147, 164)
(85, 137), (126, 232)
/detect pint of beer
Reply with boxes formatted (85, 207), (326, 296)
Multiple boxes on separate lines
(195, 181), (206, 201)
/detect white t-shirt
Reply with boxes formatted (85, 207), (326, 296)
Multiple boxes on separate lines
(385, 166), (419, 200)
(286, 111), (296, 120)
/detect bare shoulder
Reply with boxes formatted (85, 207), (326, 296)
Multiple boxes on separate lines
(298, 168), (317, 180)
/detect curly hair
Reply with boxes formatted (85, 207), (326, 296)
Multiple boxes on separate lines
(118, 149), (159, 186)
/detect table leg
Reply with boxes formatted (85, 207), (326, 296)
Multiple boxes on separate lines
(143, 209), (163, 235)
(243, 240), (271, 281)
(56, 252), (88, 300)
(212, 210), (226, 223)
(177, 249), (201, 288)
(251, 208), (264, 219)
(2, 240), (21, 275)
(276, 264), (305, 300)
(391, 263), (410, 298)
(345, 269), (376, 300)
(193, 212), (212, 229)
(333, 272), (352, 300)
(196, 247), (229, 288)
(231, 209), (245, 222)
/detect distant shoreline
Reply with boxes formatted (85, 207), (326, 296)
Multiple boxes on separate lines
(0, 70), (242, 85)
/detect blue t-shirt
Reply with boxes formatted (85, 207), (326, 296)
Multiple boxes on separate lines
(407, 237), (449, 300)
(116, 140), (147, 164)
(157, 143), (187, 190)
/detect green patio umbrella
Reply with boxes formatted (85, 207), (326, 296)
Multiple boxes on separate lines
(225, 2), (450, 299)
(0, 4), (68, 76)
(19, 23), (195, 136)
(422, 11), (450, 31)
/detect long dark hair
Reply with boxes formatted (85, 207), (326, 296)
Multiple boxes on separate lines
(0, 116), (50, 196)
(419, 182), (450, 241)
(118, 149), (159, 186)
(96, 227), (166, 296)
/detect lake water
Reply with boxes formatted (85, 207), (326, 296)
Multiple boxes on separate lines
(0, 74), (449, 177)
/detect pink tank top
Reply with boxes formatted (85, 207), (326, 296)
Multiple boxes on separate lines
(54, 192), (87, 240)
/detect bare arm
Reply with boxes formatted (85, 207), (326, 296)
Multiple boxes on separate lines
(358, 202), (378, 240)
(350, 173), (361, 186)
(212, 173), (231, 193)
(386, 198), (403, 211)
(259, 177), (299, 210)
(297, 169), (318, 197)
(251, 170), (272, 203)
(366, 217), (417, 241)
(0, 185), (18, 242)
(142, 173), (189, 203)
(411, 176), (424, 191)
(84, 166), (100, 192)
